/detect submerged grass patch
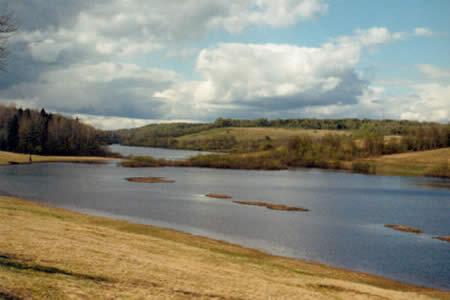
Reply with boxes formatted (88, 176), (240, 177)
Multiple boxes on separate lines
(385, 224), (423, 234)
(205, 193), (232, 199)
(126, 177), (175, 183)
(205, 193), (309, 212)
(232, 200), (309, 212)
(433, 236), (450, 243)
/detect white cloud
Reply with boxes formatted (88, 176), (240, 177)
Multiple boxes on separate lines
(401, 83), (450, 122)
(10, 0), (327, 62)
(73, 113), (199, 130)
(156, 27), (406, 118)
(352, 83), (448, 123)
(210, 0), (327, 32)
(337, 27), (406, 48)
(418, 64), (450, 79)
(414, 27), (433, 37)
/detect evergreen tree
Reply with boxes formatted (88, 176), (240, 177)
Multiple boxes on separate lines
(6, 114), (18, 151)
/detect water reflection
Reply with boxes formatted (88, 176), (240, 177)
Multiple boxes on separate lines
(109, 144), (212, 160)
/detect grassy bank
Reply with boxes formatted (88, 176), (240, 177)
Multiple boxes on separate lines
(363, 148), (450, 177)
(121, 148), (450, 178)
(0, 196), (448, 299)
(0, 151), (111, 166)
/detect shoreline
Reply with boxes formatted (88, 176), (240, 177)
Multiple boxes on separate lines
(119, 147), (450, 179)
(0, 196), (448, 299)
(0, 150), (114, 167)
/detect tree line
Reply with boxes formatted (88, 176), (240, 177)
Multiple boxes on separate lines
(0, 105), (110, 156)
(213, 117), (449, 135)
(282, 126), (449, 168)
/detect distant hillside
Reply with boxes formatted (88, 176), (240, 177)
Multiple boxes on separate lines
(0, 105), (110, 156)
(111, 118), (449, 153)
(114, 123), (214, 148)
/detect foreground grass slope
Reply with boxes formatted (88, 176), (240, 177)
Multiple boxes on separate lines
(0, 197), (448, 299)
(0, 151), (111, 166)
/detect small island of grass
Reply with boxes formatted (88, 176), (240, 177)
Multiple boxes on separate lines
(433, 236), (450, 243)
(126, 177), (175, 183)
(233, 200), (309, 212)
(385, 224), (423, 234)
(205, 193), (232, 199)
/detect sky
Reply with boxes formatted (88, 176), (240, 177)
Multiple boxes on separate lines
(0, 0), (449, 129)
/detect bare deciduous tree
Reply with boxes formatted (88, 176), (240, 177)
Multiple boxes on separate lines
(0, 14), (17, 70)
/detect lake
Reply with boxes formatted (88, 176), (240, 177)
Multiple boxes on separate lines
(108, 144), (212, 160)
(0, 146), (449, 289)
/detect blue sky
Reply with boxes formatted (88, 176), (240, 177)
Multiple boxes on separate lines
(0, 0), (449, 129)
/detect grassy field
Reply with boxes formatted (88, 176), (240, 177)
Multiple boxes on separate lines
(0, 196), (448, 299)
(0, 151), (111, 166)
(362, 148), (450, 177)
(177, 127), (349, 143)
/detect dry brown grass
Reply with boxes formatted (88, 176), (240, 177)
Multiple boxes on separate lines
(0, 151), (111, 166)
(0, 196), (448, 299)
(177, 127), (349, 144)
(361, 148), (450, 177)
(126, 177), (175, 183)
(385, 224), (423, 234)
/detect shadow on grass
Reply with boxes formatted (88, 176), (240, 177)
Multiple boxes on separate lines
(0, 254), (108, 283)
(0, 290), (22, 300)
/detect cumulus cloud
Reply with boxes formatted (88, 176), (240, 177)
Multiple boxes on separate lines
(209, 0), (327, 32)
(0, 0), (329, 122)
(155, 27), (408, 118)
(5, 0), (326, 62)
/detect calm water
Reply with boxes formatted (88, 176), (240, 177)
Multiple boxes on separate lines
(109, 144), (212, 159)
(0, 148), (449, 289)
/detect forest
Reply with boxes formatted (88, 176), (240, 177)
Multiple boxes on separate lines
(0, 105), (110, 156)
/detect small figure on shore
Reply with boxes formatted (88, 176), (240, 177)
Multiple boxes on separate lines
(28, 153), (32, 164)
